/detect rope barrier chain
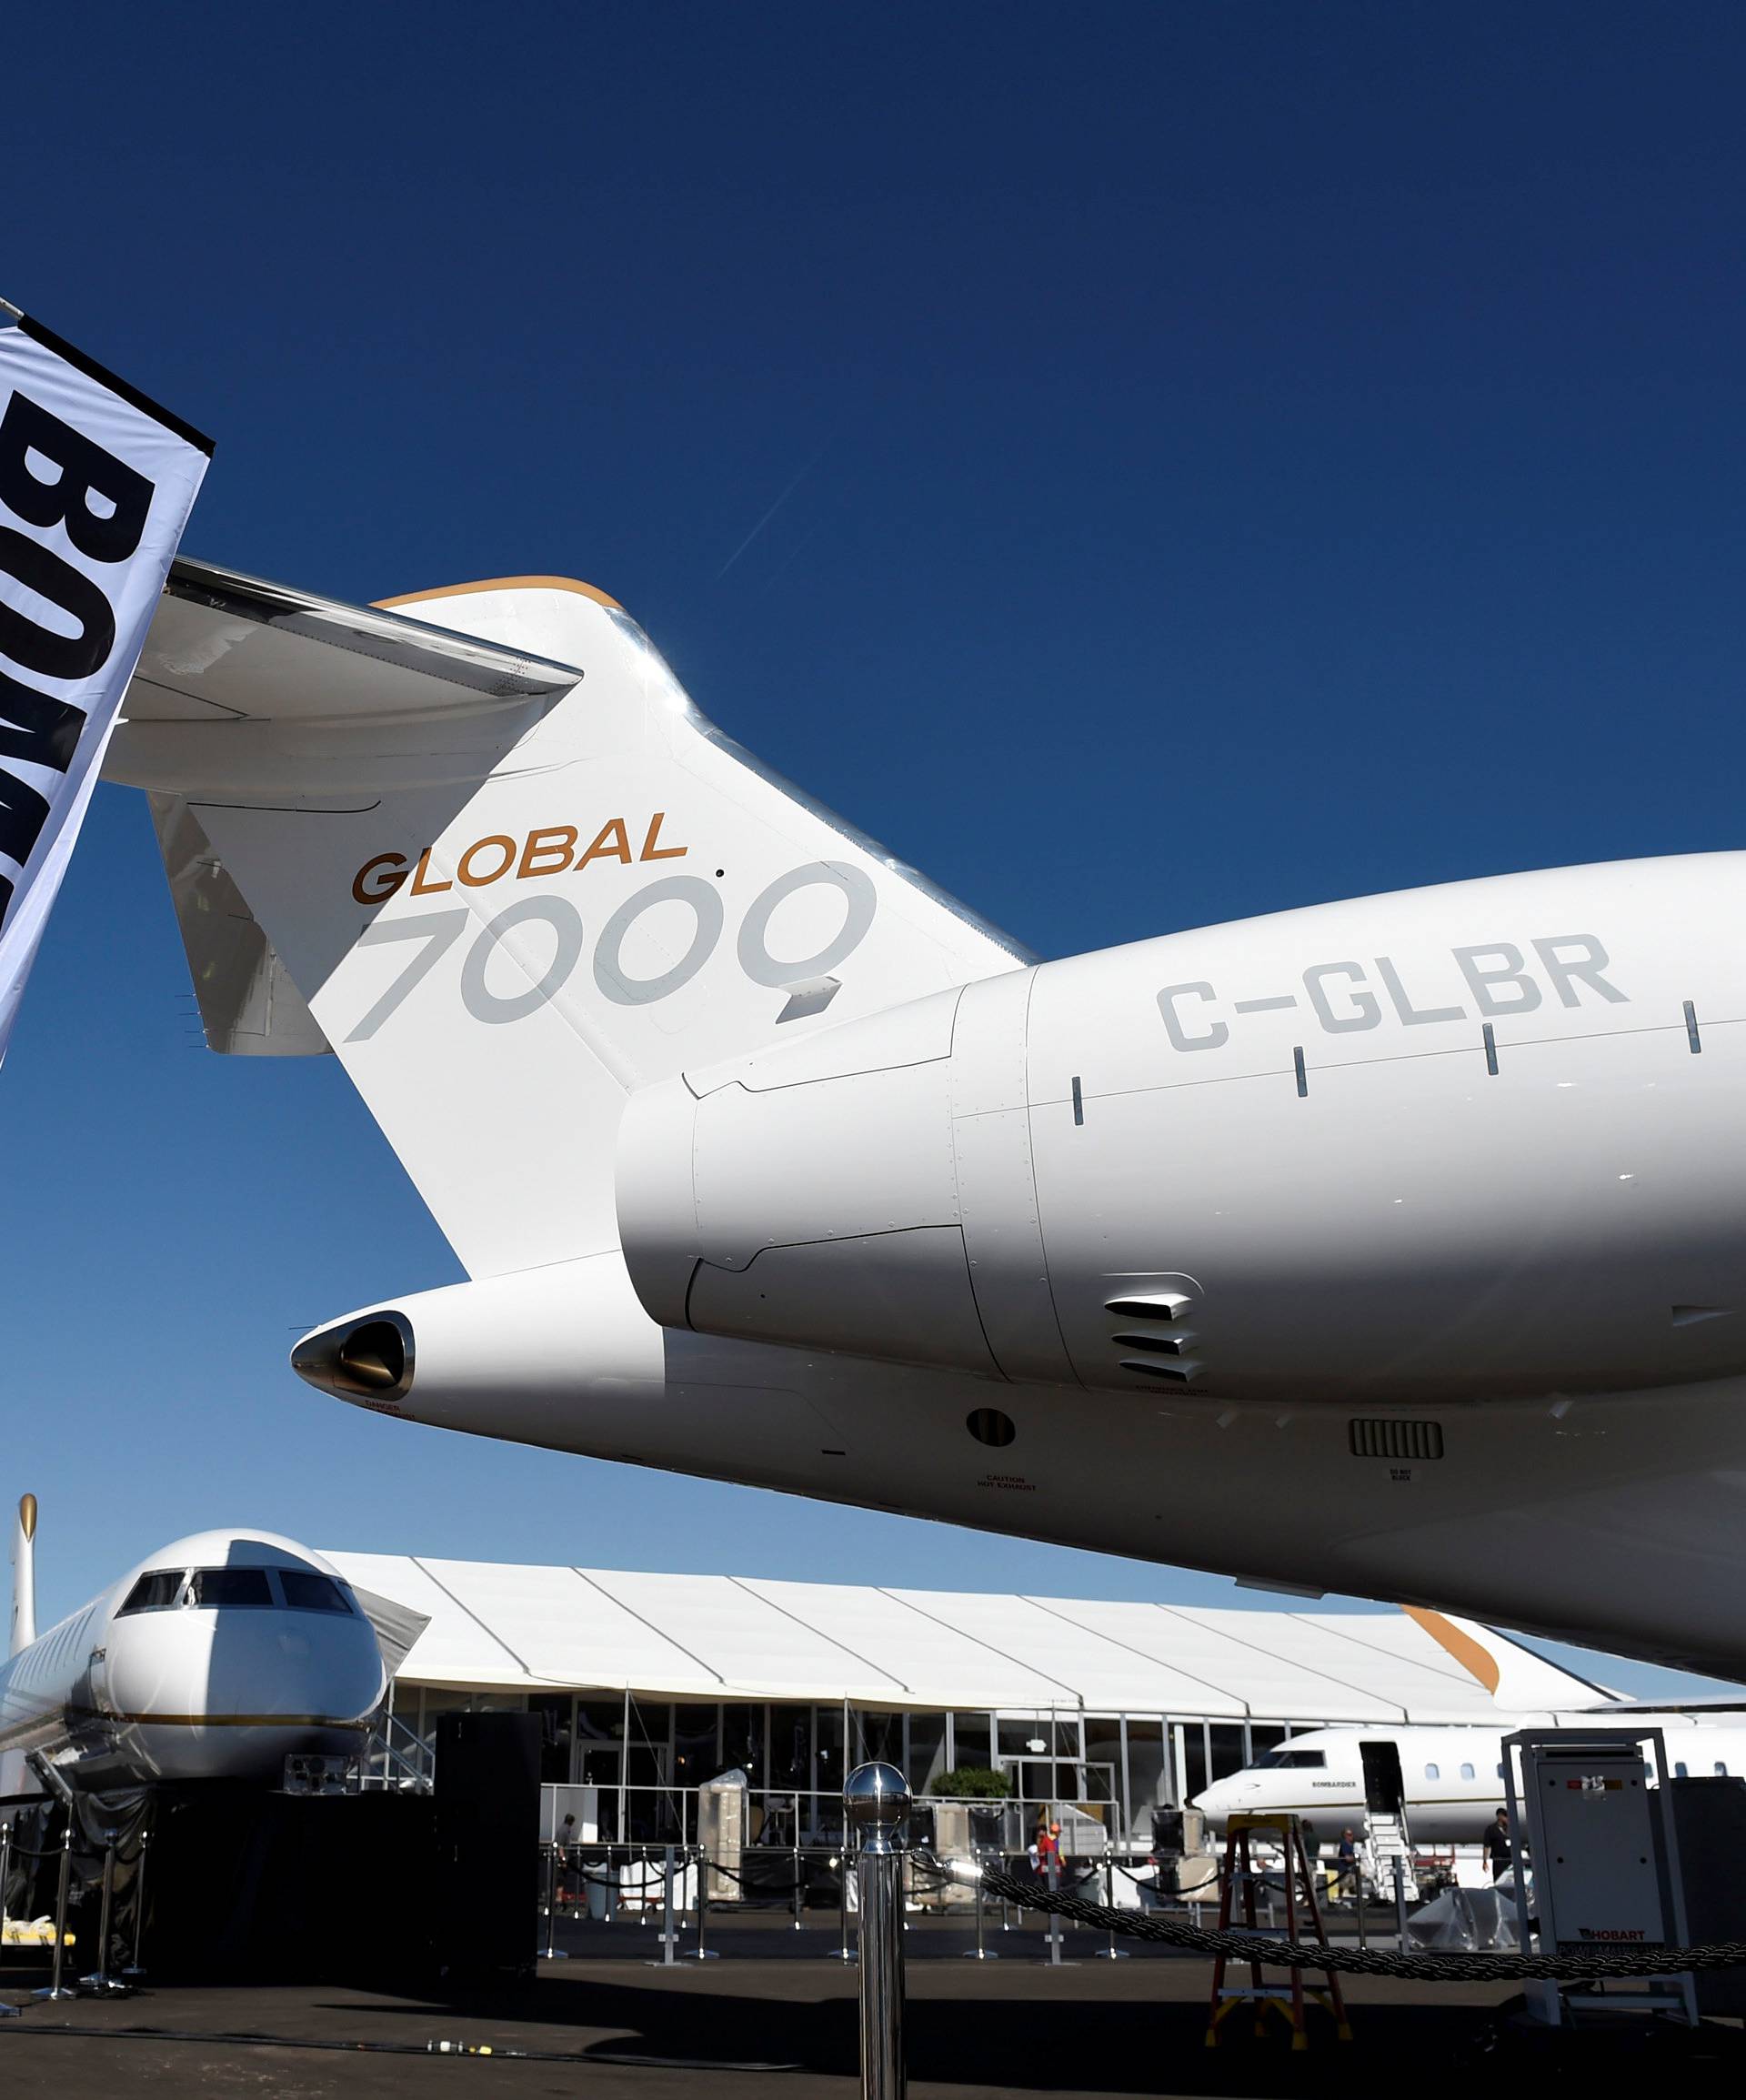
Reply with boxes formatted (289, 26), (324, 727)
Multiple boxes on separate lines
(966, 1858), (1746, 1983)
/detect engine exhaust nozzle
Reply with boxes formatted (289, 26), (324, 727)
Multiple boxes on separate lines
(292, 1311), (414, 1402)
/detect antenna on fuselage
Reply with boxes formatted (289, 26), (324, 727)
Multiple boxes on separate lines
(10, 1493), (36, 1657)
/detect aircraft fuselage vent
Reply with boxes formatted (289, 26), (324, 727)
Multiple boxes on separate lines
(1349, 1418), (1445, 1461)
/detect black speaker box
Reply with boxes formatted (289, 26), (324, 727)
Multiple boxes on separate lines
(433, 1711), (541, 1976)
(143, 1784), (437, 1983)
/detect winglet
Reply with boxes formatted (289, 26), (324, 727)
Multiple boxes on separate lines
(1401, 1603), (1617, 1707)
(1400, 1604), (1500, 1693)
(10, 1494), (36, 1658)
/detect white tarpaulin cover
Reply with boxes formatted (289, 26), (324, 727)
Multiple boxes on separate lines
(0, 311), (209, 1062)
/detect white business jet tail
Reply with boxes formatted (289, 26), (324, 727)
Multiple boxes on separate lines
(1401, 1606), (1621, 1709)
(9, 1493), (35, 1658)
(107, 564), (1027, 1280)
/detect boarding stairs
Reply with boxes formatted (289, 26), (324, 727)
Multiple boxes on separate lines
(361, 1713), (435, 1794)
(1361, 1807), (1418, 1900)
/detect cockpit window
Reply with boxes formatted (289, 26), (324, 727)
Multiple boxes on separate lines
(186, 1567), (275, 1609)
(1254, 1748), (1327, 1770)
(118, 1571), (185, 1614)
(279, 1571), (353, 1614)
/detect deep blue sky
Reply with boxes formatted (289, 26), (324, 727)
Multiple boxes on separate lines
(5, 4), (1746, 1697)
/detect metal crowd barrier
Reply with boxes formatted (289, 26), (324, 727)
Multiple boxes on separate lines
(0, 1821), (15, 2018)
(531, 1823), (1188, 1974)
(0, 1806), (149, 2005)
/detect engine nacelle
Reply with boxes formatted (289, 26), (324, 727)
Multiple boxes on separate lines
(617, 969), (1077, 1382)
(290, 1253), (668, 1436)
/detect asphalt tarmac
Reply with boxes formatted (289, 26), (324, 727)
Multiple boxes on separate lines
(2, 1914), (1741, 2097)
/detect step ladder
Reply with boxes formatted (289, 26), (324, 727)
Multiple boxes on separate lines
(1362, 1807), (1419, 1900)
(1206, 1813), (1352, 2053)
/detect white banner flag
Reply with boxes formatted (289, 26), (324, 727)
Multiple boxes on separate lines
(0, 310), (210, 1064)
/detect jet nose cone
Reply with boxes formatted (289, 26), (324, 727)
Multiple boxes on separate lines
(292, 1311), (414, 1403)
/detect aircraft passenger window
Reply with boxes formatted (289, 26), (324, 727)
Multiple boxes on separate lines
(186, 1567), (274, 1609)
(1716, 1763), (1729, 1776)
(1675, 1762), (1690, 1778)
(1425, 1763), (1440, 1780)
(280, 1571), (352, 1613)
(1460, 1763), (1475, 1780)
(118, 1571), (184, 1614)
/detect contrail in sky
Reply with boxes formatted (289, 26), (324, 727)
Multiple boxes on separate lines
(756, 522), (822, 598)
(717, 438), (833, 578)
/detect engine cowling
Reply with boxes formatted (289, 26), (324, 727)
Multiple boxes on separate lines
(290, 1253), (668, 1433)
(617, 969), (1076, 1382)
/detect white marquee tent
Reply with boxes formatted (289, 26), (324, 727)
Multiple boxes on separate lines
(325, 1552), (1608, 1725)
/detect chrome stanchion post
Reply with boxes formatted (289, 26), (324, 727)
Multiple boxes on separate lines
(647, 1844), (679, 1966)
(81, 1836), (122, 1994)
(845, 1763), (908, 2100)
(688, 1845), (719, 1960)
(961, 1854), (997, 1960)
(1392, 1855), (1409, 1947)
(837, 1844), (857, 1964)
(542, 1844), (568, 1961)
(1043, 1844), (1065, 1965)
(1095, 1843), (1129, 1960)
(0, 1823), (16, 2016)
(124, 1824), (150, 1982)
(35, 1821), (76, 2002)
(793, 1829), (804, 1932)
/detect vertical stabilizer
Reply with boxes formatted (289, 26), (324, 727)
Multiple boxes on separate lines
(112, 568), (1029, 1280)
(10, 1493), (35, 1656)
(1402, 1605), (1620, 1708)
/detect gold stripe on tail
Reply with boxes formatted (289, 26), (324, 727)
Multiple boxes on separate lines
(1400, 1605), (1500, 1693)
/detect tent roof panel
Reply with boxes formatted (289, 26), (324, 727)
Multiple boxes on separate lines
(326, 1552), (525, 1689)
(1022, 1598), (1407, 1721)
(321, 1552), (1607, 1723)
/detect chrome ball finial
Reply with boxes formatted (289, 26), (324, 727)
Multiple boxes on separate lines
(843, 1760), (910, 1830)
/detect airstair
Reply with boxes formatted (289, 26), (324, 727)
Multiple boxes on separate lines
(1362, 1806), (1418, 1900)
(1356, 1739), (1420, 1900)
(362, 1713), (435, 1793)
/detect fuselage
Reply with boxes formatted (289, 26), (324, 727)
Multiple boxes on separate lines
(1194, 1718), (1746, 1845)
(297, 852), (1746, 1678)
(0, 1529), (387, 1792)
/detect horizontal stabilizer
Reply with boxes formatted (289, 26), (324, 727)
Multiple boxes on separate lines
(125, 558), (583, 724)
